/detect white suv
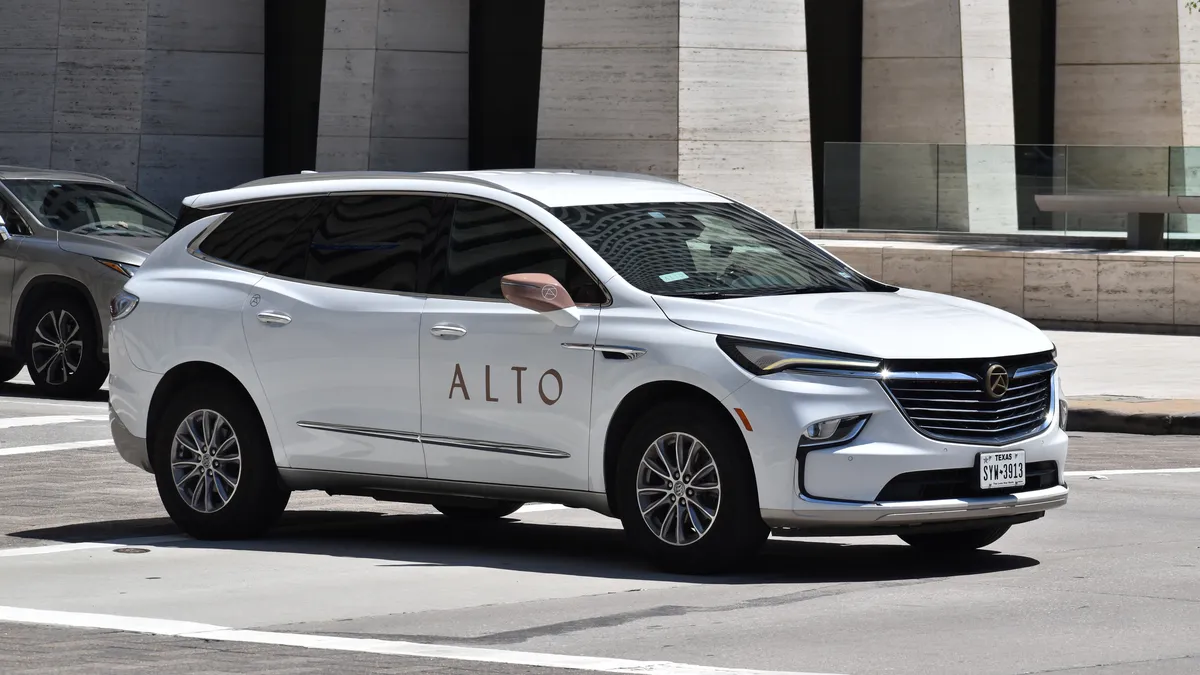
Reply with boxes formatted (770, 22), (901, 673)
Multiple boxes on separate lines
(108, 170), (1069, 574)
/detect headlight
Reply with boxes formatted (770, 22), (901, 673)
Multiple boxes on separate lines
(95, 258), (139, 277)
(717, 336), (882, 376)
(109, 290), (139, 320)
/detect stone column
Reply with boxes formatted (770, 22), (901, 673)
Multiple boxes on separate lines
(1055, 0), (1200, 234)
(316, 0), (469, 172)
(535, 0), (813, 226)
(859, 0), (1019, 233)
(0, 0), (265, 210)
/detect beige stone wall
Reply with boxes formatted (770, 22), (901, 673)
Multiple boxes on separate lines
(316, 0), (469, 172)
(536, 0), (813, 225)
(817, 238), (1200, 328)
(859, 0), (1018, 234)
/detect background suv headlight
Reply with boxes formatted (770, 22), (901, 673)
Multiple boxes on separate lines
(95, 258), (139, 277)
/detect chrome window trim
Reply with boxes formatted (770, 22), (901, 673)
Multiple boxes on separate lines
(186, 190), (613, 308)
(297, 421), (570, 459)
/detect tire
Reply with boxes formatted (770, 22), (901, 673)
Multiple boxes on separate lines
(899, 524), (1011, 553)
(433, 501), (524, 520)
(615, 401), (768, 575)
(0, 356), (23, 382)
(152, 381), (290, 540)
(22, 296), (108, 397)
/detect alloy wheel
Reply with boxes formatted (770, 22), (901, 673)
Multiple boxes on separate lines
(636, 432), (722, 546)
(30, 310), (84, 386)
(171, 409), (242, 514)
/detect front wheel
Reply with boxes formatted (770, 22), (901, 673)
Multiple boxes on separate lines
(152, 381), (290, 540)
(615, 402), (768, 575)
(899, 524), (1011, 553)
(433, 501), (523, 520)
(22, 297), (108, 397)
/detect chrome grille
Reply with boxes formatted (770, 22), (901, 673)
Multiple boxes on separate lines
(882, 362), (1055, 445)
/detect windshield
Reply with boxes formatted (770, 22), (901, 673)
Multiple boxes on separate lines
(549, 202), (888, 297)
(5, 179), (176, 238)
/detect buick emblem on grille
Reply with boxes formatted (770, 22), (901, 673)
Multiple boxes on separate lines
(985, 364), (1010, 399)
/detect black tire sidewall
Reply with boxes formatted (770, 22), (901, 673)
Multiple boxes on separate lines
(615, 401), (767, 574)
(152, 382), (289, 540)
(22, 296), (108, 396)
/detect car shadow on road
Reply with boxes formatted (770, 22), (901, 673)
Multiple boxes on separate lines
(9, 508), (1039, 584)
(0, 381), (108, 404)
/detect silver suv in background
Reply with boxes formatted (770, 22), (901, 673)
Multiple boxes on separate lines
(0, 166), (175, 396)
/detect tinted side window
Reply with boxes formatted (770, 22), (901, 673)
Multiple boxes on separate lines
(426, 199), (605, 304)
(197, 198), (323, 276)
(304, 194), (445, 294)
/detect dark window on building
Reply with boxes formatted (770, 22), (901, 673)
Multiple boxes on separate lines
(304, 195), (447, 294)
(426, 199), (606, 304)
(197, 198), (324, 276)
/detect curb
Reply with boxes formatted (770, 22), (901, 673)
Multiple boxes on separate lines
(1066, 397), (1200, 435)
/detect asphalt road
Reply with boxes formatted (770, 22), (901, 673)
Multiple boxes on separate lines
(0, 370), (1197, 675)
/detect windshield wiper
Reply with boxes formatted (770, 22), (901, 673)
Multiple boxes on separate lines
(659, 290), (755, 300)
(756, 285), (853, 296)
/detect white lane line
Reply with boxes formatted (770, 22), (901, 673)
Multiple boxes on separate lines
(0, 414), (108, 429)
(1065, 467), (1200, 477)
(0, 439), (114, 457)
(0, 398), (107, 410)
(0, 606), (845, 675)
(0, 536), (188, 559)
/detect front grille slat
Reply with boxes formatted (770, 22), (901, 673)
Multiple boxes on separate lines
(883, 360), (1055, 445)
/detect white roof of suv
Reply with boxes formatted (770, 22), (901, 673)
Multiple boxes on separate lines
(184, 169), (730, 211)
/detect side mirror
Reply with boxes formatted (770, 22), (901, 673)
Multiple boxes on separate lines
(500, 273), (580, 327)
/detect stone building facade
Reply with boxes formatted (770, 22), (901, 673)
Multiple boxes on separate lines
(0, 0), (1192, 227)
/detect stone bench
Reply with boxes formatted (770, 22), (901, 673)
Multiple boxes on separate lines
(1033, 194), (1200, 250)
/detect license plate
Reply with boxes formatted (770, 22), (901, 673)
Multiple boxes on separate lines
(979, 450), (1026, 490)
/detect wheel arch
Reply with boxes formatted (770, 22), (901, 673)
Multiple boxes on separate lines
(13, 275), (103, 355)
(602, 380), (755, 518)
(145, 361), (264, 471)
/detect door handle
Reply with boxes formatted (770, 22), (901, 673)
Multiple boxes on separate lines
(430, 324), (466, 339)
(257, 311), (292, 326)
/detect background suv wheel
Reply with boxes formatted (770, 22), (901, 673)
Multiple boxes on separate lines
(22, 296), (108, 397)
(615, 401), (768, 574)
(152, 381), (290, 540)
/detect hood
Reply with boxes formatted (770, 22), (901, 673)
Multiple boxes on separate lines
(655, 289), (1055, 361)
(57, 230), (164, 266)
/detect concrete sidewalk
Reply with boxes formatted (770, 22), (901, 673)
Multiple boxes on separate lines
(1050, 330), (1200, 434)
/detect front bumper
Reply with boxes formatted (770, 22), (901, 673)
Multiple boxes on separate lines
(762, 484), (1068, 534)
(724, 367), (1070, 530)
(110, 403), (151, 473)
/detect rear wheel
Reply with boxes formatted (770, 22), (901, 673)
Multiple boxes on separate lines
(615, 401), (768, 575)
(433, 501), (523, 520)
(152, 381), (289, 540)
(0, 356), (23, 382)
(899, 524), (1011, 553)
(22, 296), (108, 397)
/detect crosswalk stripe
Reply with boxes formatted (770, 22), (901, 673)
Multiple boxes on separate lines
(0, 440), (114, 457)
(0, 415), (108, 429)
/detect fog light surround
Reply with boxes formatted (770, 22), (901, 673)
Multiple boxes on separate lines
(799, 414), (871, 450)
